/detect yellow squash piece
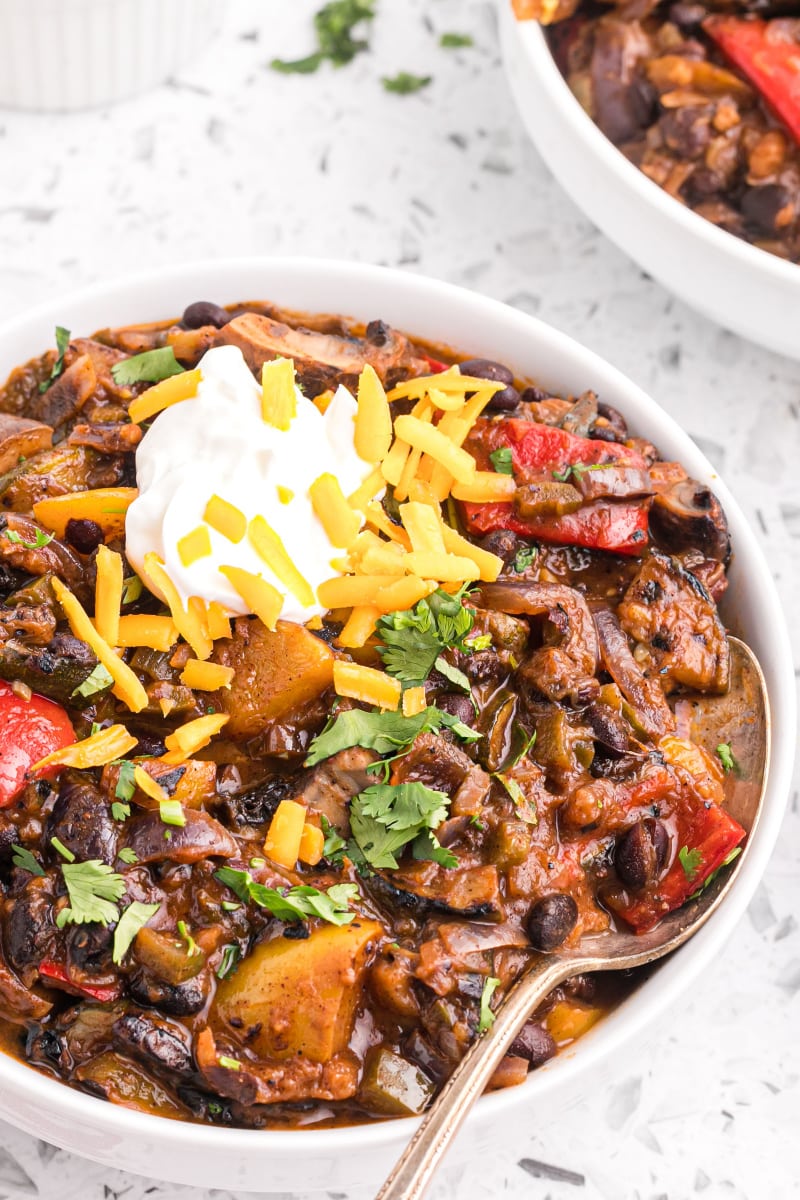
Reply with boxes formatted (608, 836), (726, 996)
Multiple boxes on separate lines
(333, 661), (402, 710)
(139, 553), (213, 660)
(115, 614), (179, 652)
(33, 487), (138, 541)
(128, 369), (202, 425)
(180, 659), (235, 691)
(94, 544), (124, 646)
(32, 723), (138, 773)
(204, 495), (247, 544)
(177, 525), (212, 568)
(213, 920), (383, 1063)
(51, 579), (148, 713)
(355, 364), (393, 462)
(309, 474), (362, 549)
(248, 515), (314, 608)
(298, 822), (325, 866)
(261, 357), (297, 429)
(162, 713), (230, 763)
(392, 415), (477, 485)
(263, 799), (307, 869)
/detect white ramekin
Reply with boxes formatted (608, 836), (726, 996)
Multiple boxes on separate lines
(0, 258), (794, 1192)
(498, 2), (800, 361)
(0, 0), (219, 112)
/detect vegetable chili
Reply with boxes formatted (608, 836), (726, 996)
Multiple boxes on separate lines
(0, 298), (745, 1127)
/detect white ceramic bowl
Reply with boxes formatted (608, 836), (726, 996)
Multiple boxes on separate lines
(498, 3), (800, 361)
(0, 258), (794, 1192)
(0, 0), (219, 112)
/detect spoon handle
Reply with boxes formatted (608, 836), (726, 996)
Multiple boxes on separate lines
(376, 953), (579, 1200)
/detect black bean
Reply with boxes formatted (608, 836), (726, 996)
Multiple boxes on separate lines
(486, 384), (520, 413)
(519, 385), (551, 404)
(181, 301), (230, 330)
(584, 703), (629, 758)
(435, 692), (475, 727)
(509, 1021), (557, 1067)
(479, 529), (522, 566)
(458, 358), (514, 386)
(65, 518), (104, 555)
(564, 973), (598, 1004)
(365, 319), (390, 346)
(527, 894), (578, 951)
(615, 818), (669, 891)
(741, 184), (793, 237)
(592, 401), (628, 443)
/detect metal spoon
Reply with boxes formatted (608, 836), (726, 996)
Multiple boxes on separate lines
(377, 637), (769, 1200)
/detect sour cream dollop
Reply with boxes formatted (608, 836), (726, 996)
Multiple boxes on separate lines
(124, 345), (378, 623)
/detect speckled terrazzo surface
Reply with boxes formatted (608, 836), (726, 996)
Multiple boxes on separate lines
(0, 1), (798, 1197)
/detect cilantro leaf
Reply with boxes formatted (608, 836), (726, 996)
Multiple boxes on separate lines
(512, 544), (537, 573)
(678, 845), (703, 882)
(382, 72), (432, 94)
(688, 847), (742, 900)
(11, 845), (45, 876)
(716, 742), (737, 773)
(440, 32), (473, 48)
(111, 347), (185, 387)
(56, 860), (127, 928)
(72, 663), (114, 699)
(378, 624), (442, 686)
(411, 828), (458, 869)
(112, 901), (160, 964)
(3, 528), (55, 551)
(38, 325), (71, 393)
(320, 815), (347, 865)
(433, 654), (472, 694)
(305, 704), (479, 767)
(376, 585), (477, 687)
(478, 976), (501, 1032)
(350, 781), (451, 870)
(121, 576), (143, 604)
(118, 847), (138, 864)
(115, 760), (136, 803)
(489, 446), (514, 475)
(271, 0), (375, 73)
(214, 868), (357, 926)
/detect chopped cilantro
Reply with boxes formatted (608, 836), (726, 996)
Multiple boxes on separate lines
(478, 976), (501, 1033)
(433, 653), (472, 694)
(111, 346), (185, 387)
(56, 860), (127, 928)
(376, 585), (476, 687)
(552, 461), (610, 483)
(218, 1056), (241, 1071)
(382, 71), (432, 94)
(38, 325), (71, 393)
(688, 847), (742, 899)
(271, 0), (375, 74)
(305, 704), (479, 770)
(115, 760), (136, 803)
(349, 781), (456, 870)
(320, 815), (347, 866)
(716, 742), (737, 773)
(440, 32), (473, 48)
(11, 845), (44, 877)
(3, 528), (55, 551)
(512, 544), (537, 573)
(177, 919), (201, 957)
(216, 943), (242, 980)
(464, 633), (492, 652)
(215, 868), (358, 926)
(112, 900), (161, 964)
(678, 845), (703, 882)
(71, 663), (114, 699)
(51, 837), (76, 863)
(489, 446), (514, 475)
(111, 801), (131, 822)
(118, 847), (138, 864)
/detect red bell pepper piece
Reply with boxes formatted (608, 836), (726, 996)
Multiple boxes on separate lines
(420, 353), (449, 374)
(610, 801), (746, 934)
(458, 417), (650, 555)
(38, 960), (121, 1003)
(704, 15), (800, 146)
(0, 681), (75, 807)
(461, 497), (649, 555)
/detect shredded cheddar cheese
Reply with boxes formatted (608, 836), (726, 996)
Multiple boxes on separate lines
(52, 578), (148, 713)
(116, 614), (180, 651)
(309, 474), (362, 549)
(248, 516), (314, 607)
(32, 723), (139, 772)
(94, 544), (124, 647)
(219, 565), (283, 630)
(139, 553), (213, 660)
(162, 713), (230, 763)
(180, 659), (235, 691)
(261, 357), (297, 430)
(355, 364), (393, 462)
(204, 495), (247, 544)
(133, 765), (171, 805)
(178, 525), (212, 568)
(128, 369), (202, 425)
(263, 800), (307, 869)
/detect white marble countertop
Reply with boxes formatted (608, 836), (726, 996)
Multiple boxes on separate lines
(0, 1), (798, 1197)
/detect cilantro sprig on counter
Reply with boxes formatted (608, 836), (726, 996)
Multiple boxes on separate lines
(271, 0), (376, 74)
(382, 72), (431, 94)
(376, 584), (482, 691)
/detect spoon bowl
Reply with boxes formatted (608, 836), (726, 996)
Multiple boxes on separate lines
(378, 636), (769, 1200)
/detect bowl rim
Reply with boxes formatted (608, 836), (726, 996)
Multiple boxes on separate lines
(0, 255), (794, 1168)
(509, 13), (800, 287)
